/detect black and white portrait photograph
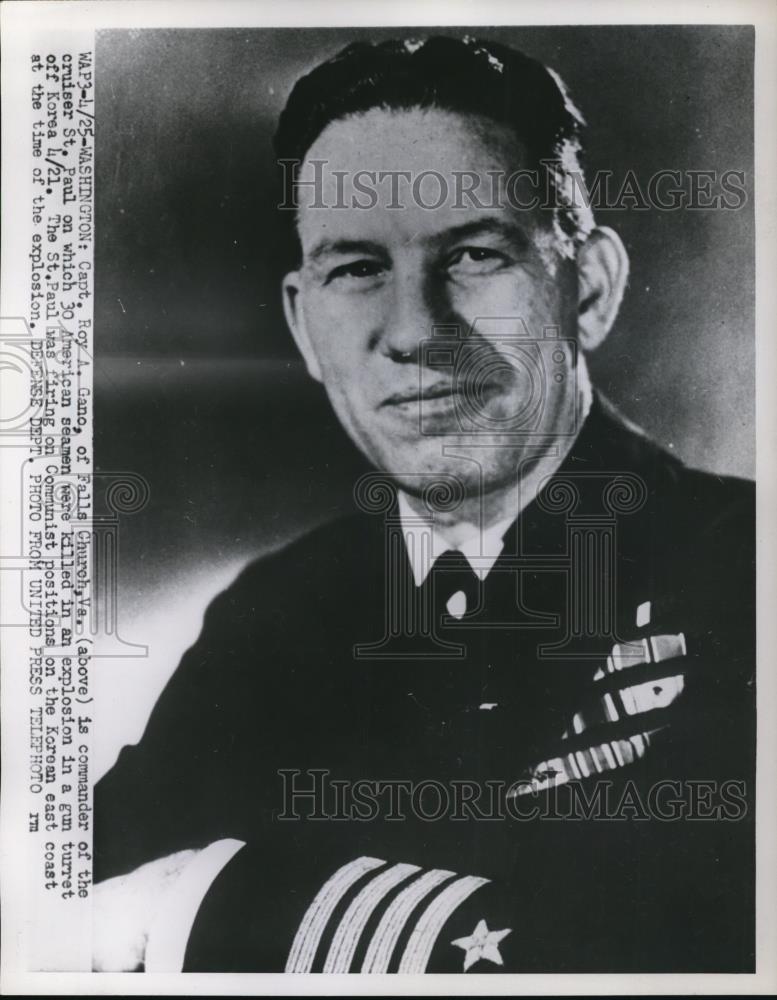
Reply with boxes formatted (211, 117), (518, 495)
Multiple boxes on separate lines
(1, 1), (775, 994)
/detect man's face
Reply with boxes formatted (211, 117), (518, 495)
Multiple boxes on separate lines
(284, 107), (582, 501)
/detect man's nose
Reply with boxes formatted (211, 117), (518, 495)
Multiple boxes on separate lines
(378, 269), (443, 363)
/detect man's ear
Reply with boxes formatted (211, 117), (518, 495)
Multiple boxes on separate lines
(282, 270), (322, 382)
(576, 227), (630, 352)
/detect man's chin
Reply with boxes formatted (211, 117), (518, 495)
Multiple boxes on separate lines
(371, 443), (526, 508)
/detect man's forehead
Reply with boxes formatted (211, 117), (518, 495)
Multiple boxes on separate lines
(294, 106), (539, 253)
(303, 104), (519, 157)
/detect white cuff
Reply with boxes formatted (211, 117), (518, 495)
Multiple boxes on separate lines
(144, 838), (245, 972)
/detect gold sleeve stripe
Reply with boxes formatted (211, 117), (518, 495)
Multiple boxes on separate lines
(397, 874), (490, 974)
(322, 862), (420, 973)
(285, 855), (385, 973)
(361, 868), (457, 973)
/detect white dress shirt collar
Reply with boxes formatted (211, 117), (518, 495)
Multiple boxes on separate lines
(398, 492), (515, 586)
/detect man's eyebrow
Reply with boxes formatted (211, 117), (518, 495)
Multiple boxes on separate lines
(435, 219), (531, 247)
(304, 221), (531, 264)
(306, 238), (386, 264)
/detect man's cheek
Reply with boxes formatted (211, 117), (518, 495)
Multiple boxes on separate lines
(450, 275), (545, 330)
(307, 294), (377, 346)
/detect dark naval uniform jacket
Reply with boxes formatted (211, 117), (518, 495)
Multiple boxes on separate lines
(95, 395), (755, 973)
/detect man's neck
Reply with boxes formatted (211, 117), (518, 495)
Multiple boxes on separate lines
(398, 364), (593, 550)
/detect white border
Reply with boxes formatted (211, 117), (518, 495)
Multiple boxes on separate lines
(0, 0), (774, 29)
(2, 0), (776, 995)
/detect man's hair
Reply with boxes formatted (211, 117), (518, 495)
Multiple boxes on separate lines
(274, 35), (595, 262)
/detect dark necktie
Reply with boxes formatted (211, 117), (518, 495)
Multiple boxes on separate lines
(425, 549), (481, 621)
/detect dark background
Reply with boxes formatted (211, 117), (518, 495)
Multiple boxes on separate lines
(94, 25), (754, 638)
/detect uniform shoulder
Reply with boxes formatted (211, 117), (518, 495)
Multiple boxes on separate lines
(203, 513), (376, 620)
(592, 394), (753, 521)
(676, 464), (753, 510)
(668, 465), (754, 558)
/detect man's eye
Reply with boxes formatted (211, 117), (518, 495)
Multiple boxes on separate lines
(327, 259), (385, 283)
(447, 247), (510, 275)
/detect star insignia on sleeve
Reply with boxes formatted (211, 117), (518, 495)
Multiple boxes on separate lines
(451, 918), (512, 971)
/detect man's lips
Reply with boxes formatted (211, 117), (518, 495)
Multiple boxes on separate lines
(381, 383), (460, 406)
(380, 381), (503, 407)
